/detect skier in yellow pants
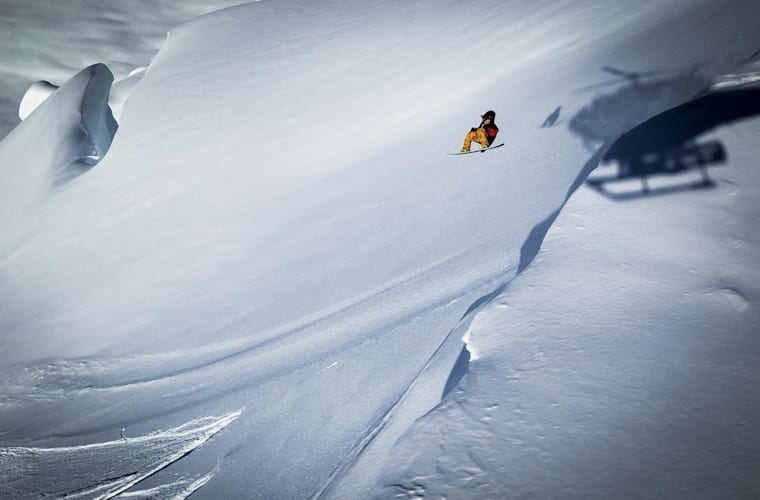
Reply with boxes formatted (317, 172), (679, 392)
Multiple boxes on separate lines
(461, 110), (499, 152)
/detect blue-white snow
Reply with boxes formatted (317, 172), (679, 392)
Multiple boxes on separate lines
(1, 1), (759, 498)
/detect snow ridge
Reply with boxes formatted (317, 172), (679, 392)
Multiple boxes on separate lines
(0, 63), (117, 256)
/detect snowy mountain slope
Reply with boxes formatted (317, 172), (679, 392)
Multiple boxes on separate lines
(377, 108), (760, 500)
(1, 1), (759, 498)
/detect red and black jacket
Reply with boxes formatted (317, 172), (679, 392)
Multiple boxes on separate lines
(480, 119), (499, 146)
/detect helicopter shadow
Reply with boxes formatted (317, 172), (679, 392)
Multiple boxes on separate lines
(589, 85), (760, 200)
(570, 66), (760, 200)
(569, 66), (709, 150)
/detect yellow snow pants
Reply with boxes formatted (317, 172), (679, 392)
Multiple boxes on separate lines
(462, 127), (489, 151)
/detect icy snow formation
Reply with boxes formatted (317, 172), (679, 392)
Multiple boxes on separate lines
(18, 81), (58, 121)
(0, 411), (239, 499)
(0, 0), (251, 139)
(109, 67), (149, 121)
(1, 1), (759, 499)
(0, 63), (117, 256)
(20, 66), (147, 123)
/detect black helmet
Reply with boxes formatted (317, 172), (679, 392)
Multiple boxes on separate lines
(481, 110), (496, 120)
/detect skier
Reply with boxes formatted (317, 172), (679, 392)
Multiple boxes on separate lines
(461, 110), (499, 153)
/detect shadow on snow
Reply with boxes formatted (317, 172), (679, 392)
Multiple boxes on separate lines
(589, 86), (760, 200)
(571, 66), (760, 200)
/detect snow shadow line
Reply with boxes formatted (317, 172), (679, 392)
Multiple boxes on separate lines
(345, 147), (611, 498)
(441, 146), (609, 400)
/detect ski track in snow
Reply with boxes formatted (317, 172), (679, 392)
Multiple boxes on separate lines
(118, 471), (216, 499)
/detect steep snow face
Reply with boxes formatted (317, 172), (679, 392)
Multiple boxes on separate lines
(0, 63), (116, 256)
(1, 1), (759, 499)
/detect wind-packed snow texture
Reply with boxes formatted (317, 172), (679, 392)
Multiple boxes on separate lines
(1, 1), (759, 498)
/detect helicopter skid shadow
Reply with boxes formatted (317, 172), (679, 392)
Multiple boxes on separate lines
(587, 139), (727, 200)
(586, 176), (716, 201)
